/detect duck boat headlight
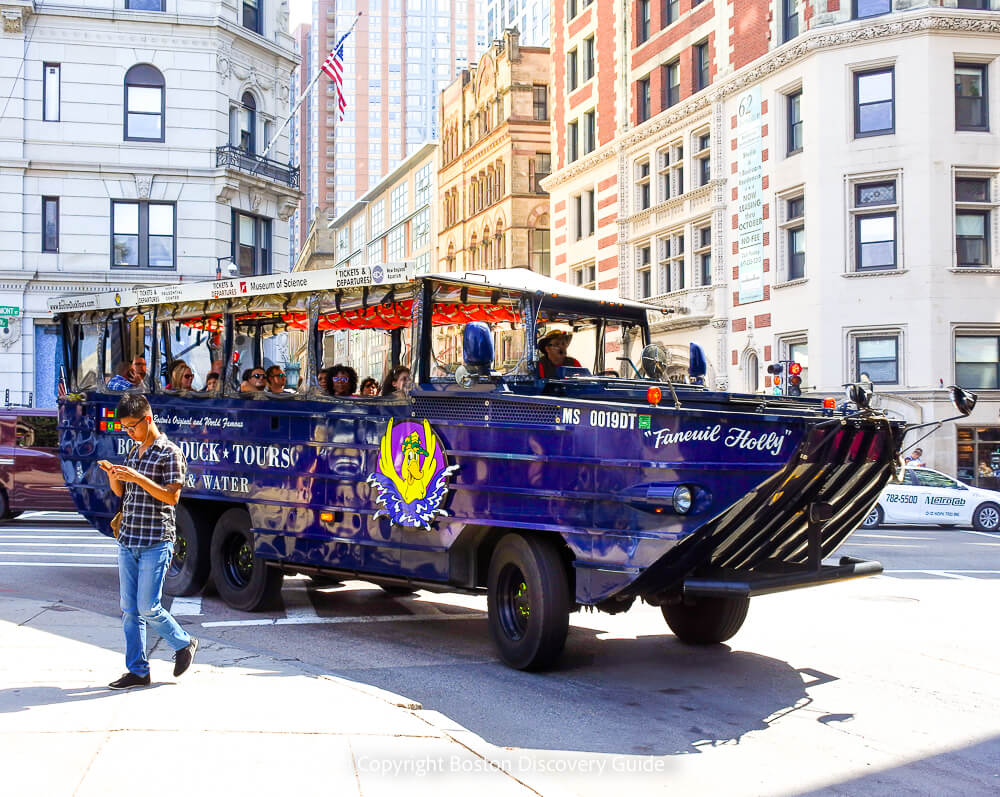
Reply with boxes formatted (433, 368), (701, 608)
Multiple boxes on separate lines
(672, 485), (693, 514)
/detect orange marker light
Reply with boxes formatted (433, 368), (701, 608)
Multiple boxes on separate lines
(320, 511), (335, 522)
(646, 387), (662, 405)
(823, 398), (836, 409)
(773, 375), (782, 385)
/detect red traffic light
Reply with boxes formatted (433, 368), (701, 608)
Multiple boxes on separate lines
(788, 362), (803, 376)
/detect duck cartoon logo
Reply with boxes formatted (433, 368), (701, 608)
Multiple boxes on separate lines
(367, 418), (458, 529)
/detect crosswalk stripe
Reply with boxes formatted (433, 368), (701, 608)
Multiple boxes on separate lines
(170, 597), (203, 616)
(0, 543), (113, 548)
(202, 612), (484, 628)
(0, 551), (117, 558)
(0, 562), (118, 568)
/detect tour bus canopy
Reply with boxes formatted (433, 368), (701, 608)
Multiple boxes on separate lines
(46, 264), (655, 316)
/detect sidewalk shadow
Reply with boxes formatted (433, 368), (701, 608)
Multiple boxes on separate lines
(0, 683), (172, 713)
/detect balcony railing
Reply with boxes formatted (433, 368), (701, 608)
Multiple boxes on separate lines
(216, 145), (300, 189)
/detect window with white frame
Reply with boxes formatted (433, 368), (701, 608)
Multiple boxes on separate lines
(572, 261), (596, 289)
(370, 199), (385, 237)
(778, 193), (805, 281)
(567, 48), (578, 92)
(337, 227), (350, 257)
(955, 175), (994, 267)
(694, 131), (711, 187)
(387, 226), (405, 260)
(412, 207), (430, 250)
(635, 158), (651, 211)
(657, 231), (684, 294)
(657, 141), (684, 201)
(573, 189), (595, 240)
(367, 240), (383, 264)
(568, 120), (579, 162)
(583, 110), (596, 154)
(787, 89), (803, 154)
(637, 245), (652, 298)
(583, 36), (595, 82)
(351, 217), (364, 251)
(414, 163), (432, 206)
(854, 66), (894, 138)
(43, 63), (60, 122)
(694, 223), (711, 286)
(850, 330), (901, 385)
(390, 184), (407, 224)
(783, 337), (809, 389)
(850, 177), (899, 272)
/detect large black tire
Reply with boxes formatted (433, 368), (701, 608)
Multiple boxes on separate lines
(210, 508), (283, 611)
(661, 595), (750, 645)
(973, 502), (1000, 532)
(487, 533), (570, 671)
(0, 488), (9, 522)
(165, 504), (212, 597)
(861, 504), (883, 529)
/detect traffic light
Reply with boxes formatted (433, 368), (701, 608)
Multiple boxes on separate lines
(767, 362), (783, 395)
(787, 361), (803, 397)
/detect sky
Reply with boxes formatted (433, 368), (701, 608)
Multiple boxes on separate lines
(289, 0), (311, 30)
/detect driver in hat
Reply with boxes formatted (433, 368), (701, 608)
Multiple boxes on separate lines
(536, 329), (581, 379)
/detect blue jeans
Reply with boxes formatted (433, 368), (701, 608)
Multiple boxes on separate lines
(118, 541), (191, 677)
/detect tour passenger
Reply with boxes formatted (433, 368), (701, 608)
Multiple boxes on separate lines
(359, 377), (379, 397)
(167, 361), (194, 391)
(131, 355), (148, 387)
(107, 361), (139, 391)
(241, 368), (267, 393)
(329, 364), (358, 397)
(382, 366), (411, 397)
(536, 330), (581, 379)
(203, 372), (220, 393)
(265, 365), (291, 394)
(317, 368), (331, 393)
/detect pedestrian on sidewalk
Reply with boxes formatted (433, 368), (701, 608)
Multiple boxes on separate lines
(97, 393), (198, 689)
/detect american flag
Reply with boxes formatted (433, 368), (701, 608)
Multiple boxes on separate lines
(321, 32), (350, 122)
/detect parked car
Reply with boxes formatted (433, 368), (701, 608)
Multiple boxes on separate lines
(0, 408), (76, 519)
(862, 466), (1000, 531)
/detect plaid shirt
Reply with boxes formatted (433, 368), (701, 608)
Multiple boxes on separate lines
(118, 434), (186, 548)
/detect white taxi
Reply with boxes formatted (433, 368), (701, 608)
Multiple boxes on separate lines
(862, 467), (1000, 531)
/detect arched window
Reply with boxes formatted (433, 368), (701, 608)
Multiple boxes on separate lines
(495, 222), (505, 268)
(124, 64), (165, 141)
(469, 235), (478, 269)
(240, 92), (256, 153)
(745, 352), (760, 393)
(483, 226), (492, 269)
(446, 241), (456, 272)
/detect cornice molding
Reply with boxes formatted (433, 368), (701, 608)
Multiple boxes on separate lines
(545, 11), (1000, 190)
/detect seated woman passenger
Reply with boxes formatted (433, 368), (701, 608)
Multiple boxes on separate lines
(168, 361), (194, 390)
(381, 366), (411, 397)
(328, 364), (358, 397)
(536, 330), (581, 378)
(359, 377), (379, 397)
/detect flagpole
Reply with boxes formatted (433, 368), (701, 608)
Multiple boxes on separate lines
(256, 11), (362, 167)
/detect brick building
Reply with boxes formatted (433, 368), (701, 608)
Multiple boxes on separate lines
(437, 29), (552, 277)
(546, 2), (1000, 478)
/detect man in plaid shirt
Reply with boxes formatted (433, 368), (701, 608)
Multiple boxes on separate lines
(98, 394), (198, 689)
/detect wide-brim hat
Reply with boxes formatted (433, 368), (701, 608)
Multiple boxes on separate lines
(536, 328), (573, 351)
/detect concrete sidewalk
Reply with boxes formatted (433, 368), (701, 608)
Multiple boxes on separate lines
(0, 595), (559, 797)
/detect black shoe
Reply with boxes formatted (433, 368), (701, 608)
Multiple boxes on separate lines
(173, 637), (199, 678)
(108, 672), (151, 690)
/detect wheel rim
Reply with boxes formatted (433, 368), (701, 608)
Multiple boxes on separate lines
(863, 507), (879, 527)
(496, 562), (530, 642)
(223, 533), (255, 588)
(978, 506), (1000, 530)
(168, 534), (188, 578)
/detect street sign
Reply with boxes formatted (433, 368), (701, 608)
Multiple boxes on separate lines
(0, 319), (8, 329)
(0, 306), (19, 316)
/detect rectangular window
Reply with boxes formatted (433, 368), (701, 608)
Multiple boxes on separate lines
(43, 63), (60, 122)
(663, 0), (679, 25)
(568, 0), (578, 19)
(370, 199), (385, 237)
(533, 85), (548, 120)
(656, 233), (684, 294)
(663, 60), (680, 108)
(853, 0), (891, 19)
(657, 141), (684, 201)
(636, 159), (651, 211)
(637, 77), (651, 124)
(387, 226), (406, 260)
(415, 163), (432, 206)
(413, 207), (430, 249)
(695, 225), (712, 286)
(856, 336), (898, 384)
(531, 153), (551, 193)
(955, 335), (999, 390)
(390, 183), (407, 224)
(583, 36), (595, 81)
(955, 178), (991, 267)
(955, 63), (988, 132)
(695, 132), (710, 186)
(694, 42), (710, 91)
(957, 0), (990, 7)
(787, 196), (805, 281)
(127, 0), (165, 8)
(568, 120), (579, 162)
(531, 228), (550, 276)
(113, 201), (176, 269)
(637, 245), (652, 298)
(572, 262), (596, 289)
(855, 67), (894, 137)
(788, 90), (803, 153)
(242, 0), (262, 34)
(638, 0), (650, 43)
(853, 180), (897, 271)
(232, 210), (271, 276)
(783, 0), (799, 42)
(567, 49), (578, 92)
(42, 197), (59, 253)
(584, 110), (596, 154)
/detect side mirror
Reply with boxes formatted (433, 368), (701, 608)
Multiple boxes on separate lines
(641, 343), (670, 380)
(454, 365), (474, 388)
(948, 385), (977, 417)
(846, 382), (873, 410)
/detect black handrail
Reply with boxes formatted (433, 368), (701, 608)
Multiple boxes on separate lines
(216, 145), (300, 189)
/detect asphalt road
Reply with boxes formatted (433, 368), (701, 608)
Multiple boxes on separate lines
(3, 511), (999, 795)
